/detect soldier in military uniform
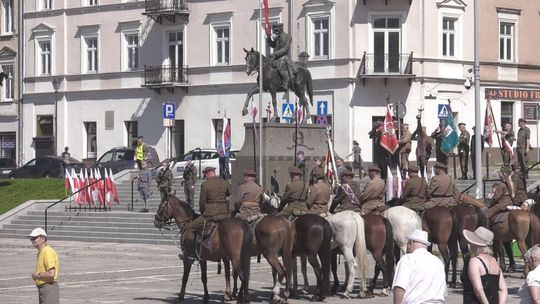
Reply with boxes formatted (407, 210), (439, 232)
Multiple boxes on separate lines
(156, 159), (173, 203)
(296, 151), (309, 183)
(484, 169), (513, 222)
(517, 118), (531, 178)
(458, 123), (470, 180)
(232, 169), (263, 223)
(399, 123), (412, 178)
(182, 157), (197, 207)
(329, 169), (362, 214)
(182, 166), (231, 262)
(431, 121), (448, 169)
(266, 23), (295, 90)
(400, 165), (428, 212)
(511, 164), (528, 206)
(309, 157), (324, 186)
(277, 166), (309, 218)
(360, 165), (386, 214)
(470, 126), (485, 180)
(425, 162), (459, 209)
(496, 122), (515, 171)
(306, 168), (332, 216)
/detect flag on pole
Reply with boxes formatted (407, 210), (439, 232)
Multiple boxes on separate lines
(104, 169), (111, 205)
(503, 138), (514, 160)
(221, 116), (231, 158)
(64, 169), (70, 191)
(109, 168), (119, 204)
(95, 169), (104, 205)
(324, 149), (334, 178)
(262, 0), (271, 36)
(441, 104), (459, 154)
(395, 166), (403, 198)
(386, 166), (394, 201)
(380, 105), (399, 154)
(71, 168), (80, 205)
(483, 99), (494, 147)
(424, 166), (429, 182)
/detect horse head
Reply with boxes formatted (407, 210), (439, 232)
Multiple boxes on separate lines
(244, 47), (259, 76)
(262, 192), (281, 209)
(154, 195), (195, 229)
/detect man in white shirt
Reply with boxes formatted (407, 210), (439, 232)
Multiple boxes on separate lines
(393, 229), (447, 304)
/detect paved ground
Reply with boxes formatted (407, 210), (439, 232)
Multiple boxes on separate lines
(0, 238), (526, 303)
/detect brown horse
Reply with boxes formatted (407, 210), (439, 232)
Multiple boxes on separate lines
(363, 213), (395, 296)
(154, 195), (252, 304)
(292, 214), (333, 301)
(422, 206), (458, 286)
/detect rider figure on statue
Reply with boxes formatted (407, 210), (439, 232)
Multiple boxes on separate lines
(266, 23), (296, 90)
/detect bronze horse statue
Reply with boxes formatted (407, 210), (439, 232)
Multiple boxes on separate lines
(243, 48), (313, 123)
(154, 195), (252, 304)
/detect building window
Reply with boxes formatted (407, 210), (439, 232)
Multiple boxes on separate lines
(38, 40), (51, 75)
(2, 0), (14, 34)
(214, 26), (230, 65)
(124, 33), (139, 71)
(501, 101), (513, 127)
(373, 16), (401, 73)
(37, 115), (53, 137)
(312, 17), (329, 59)
(1, 64), (14, 101)
(88, 0), (98, 5)
(125, 121), (138, 147)
(0, 133), (15, 159)
(499, 23), (514, 62)
(40, 0), (52, 11)
(442, 17), (456, 57)
(84, 122), (97, 159)
(85, 37), (98, 72)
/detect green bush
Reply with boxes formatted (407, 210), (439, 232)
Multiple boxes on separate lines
(0, 179), (65, 215)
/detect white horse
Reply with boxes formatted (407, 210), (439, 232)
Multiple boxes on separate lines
(383, 206), (422, 253)
(326, 211), (369, 298)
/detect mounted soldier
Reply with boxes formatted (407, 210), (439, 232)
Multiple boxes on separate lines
(329, 169), (362, 214)
(484, 169), (514, 224)
(511, 164), (528, 206)
(277, 166), (309, 218)
(359, 165), (386, 214)
(181, 166), (231, 262)
(266, 23), (295, 90)
(425, 162), (459, 209)
(400, 165), (428, 212)
(306, 167), (332, 217)
(232, 169), (264, 223)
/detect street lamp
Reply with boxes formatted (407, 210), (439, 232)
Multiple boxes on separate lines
(52, 78), (62, 156)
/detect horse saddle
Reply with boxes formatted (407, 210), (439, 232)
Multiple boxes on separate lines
(201, 222), (218, 252)
(492, 211), (510, 226)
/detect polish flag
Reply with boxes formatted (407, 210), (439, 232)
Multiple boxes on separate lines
(484, 100), (494, 147)
(95, 169), (105, 205)
(71, 168), (80, 205)
(395, 167), (403, 198)
(324, 149), (334, 178)
(386, 166), (394, 201)
(64, 169), (71, 191)
(380, 105), (399, 154)
(103, 169), (111, 206)
(110, 168), (119, 204)
(503, 139), (515, 160)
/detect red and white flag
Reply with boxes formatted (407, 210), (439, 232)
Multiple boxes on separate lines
(95, 169), (105, 205)
(109, 168), (119, 204)
(71, 168), (80, 205)
(380, 105), (399, 154)
(324, 149), (334, 178)
(386, 166), (394, 201)
(64, 169), (71, 191)
(503, 139), (514, 160)
(395, 167), (403, 198)
(104, 169), (111, 205)
(484, 99), (494, 147)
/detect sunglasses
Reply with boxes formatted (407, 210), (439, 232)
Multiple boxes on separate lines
(30, 236), (40, 241)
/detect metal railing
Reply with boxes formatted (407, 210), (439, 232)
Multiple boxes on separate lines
(144, 0), (188, 13)
(144, 65), (188, 86)
(359, 52), (413, 75)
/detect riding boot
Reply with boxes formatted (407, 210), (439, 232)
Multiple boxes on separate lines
(180, 239), (197, 263)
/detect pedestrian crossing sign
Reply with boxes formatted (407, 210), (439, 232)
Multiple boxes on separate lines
(281, 103), (295, 118)
(438, 104), (450, 118)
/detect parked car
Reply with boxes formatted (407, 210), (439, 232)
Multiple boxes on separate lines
(94, 146), (160, 174)
(8, 156), (86, 179)
(169, 148), (239, 179)
(0, 158), (17, 178)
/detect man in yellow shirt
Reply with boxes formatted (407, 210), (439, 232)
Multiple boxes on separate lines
(28, 228), (59, 304)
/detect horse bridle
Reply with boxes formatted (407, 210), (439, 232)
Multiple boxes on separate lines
(245, 52), (259, 76)
(156, 200), (191, 233)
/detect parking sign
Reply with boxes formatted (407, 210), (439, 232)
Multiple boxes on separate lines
(163, 102), (176, 119)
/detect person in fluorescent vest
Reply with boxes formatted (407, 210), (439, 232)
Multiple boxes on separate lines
(134, 136), (148, 170)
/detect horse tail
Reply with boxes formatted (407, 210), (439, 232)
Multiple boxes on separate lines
(382, 217), (395, 279)
(352, 212), (368, 292)
(283, 219), (295, 292)
(240, 223), (252, 288)
(320, 218), (333, 294)
(305, 69), (314, 106)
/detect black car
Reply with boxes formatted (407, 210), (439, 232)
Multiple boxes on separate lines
(94, 146), (160, 174)
(9, 156), (86, 178)
(0, 158), (17, 178)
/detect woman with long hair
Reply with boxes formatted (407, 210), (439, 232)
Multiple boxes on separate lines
(519, 244), (540, 303)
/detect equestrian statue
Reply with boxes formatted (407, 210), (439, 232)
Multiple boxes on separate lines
(243, 23), (313, 123)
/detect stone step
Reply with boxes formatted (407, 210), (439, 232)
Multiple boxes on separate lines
(18, 215), (155, 223)
(28, 210), (154, 218)
(0, 233), (171, 245)
(10, 219), (156, 228)
(0, 228), (162, 240)
(3, 224), (159, 234)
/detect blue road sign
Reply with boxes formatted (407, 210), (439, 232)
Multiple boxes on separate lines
(317, 100), (328, 115)
(281, 103), (295, 118)
(316, 115), (328, 125)
(163, 102), (176, 119)
(438, 104), (449, 119)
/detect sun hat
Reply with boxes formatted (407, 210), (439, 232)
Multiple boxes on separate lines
(406, 229), (431, 246)
(27, 227), (47, 238)
(463, 227), (494, 247)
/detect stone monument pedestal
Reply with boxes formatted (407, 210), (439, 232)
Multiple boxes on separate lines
(231, 122), (328, 194)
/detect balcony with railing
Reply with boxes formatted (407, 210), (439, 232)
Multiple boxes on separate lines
(142, 65), (189, 93)
(143, 0), (189, 23)
(358, 52), (414, 85)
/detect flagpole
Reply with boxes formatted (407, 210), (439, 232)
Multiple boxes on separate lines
(489, 103), (505, 159)
(258, 0), (264, 190)
(473, 0), (482, 198)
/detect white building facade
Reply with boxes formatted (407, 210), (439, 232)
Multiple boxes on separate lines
(19, 0), (540, 166)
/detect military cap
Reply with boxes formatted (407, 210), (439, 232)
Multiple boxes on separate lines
(511, 163), (519, 171)
(519, 118), (527, 123)
(434, 162), (447, 169)
(288, 166), (302, 175)
(272, 23), (284, 29)
(458, 123), (466, 126)
(296, 150), (304, 156)
(407, 165), (419, 172)
(312, 167), (325, 178)
(343, 169), (355, 176)
(353, 140), (359, 145)
(203, 166), (216, 174)
(161, 159), (169, 164)
(243, 169), (257, 177)
(367, 165), (381, 172)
